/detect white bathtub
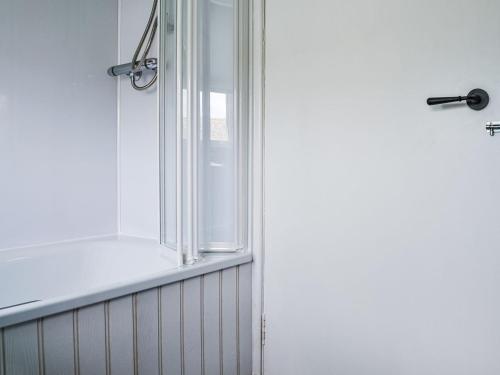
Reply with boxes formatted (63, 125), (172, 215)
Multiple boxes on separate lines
(0, 236), (251, 327)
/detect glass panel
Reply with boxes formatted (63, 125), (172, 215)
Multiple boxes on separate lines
(160, 0), (248, 256)
(198, 0), (242, 251)
(160, 0), (178, 248)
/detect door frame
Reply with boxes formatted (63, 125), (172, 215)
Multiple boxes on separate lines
(250, 0), (265, 373)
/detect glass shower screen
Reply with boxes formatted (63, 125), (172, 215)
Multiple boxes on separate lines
(160, 0), (249, 263)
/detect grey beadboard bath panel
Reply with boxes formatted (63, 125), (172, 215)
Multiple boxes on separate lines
(0, 264), (252, 375)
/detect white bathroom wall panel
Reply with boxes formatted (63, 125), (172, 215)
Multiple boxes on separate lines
(118, 0), (160, 239)
(0, 264), (252, 375)
(0, 0), (118, 249)
(265, 0), (500, 374)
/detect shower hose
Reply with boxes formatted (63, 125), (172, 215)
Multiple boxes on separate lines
(130, 0), (158, 90)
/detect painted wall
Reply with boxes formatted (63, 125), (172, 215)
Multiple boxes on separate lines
(118, 0), (160, 239)
(0, 0), (119, 249)
(0, 264), (252, 375)
(264, 1), (500, 374)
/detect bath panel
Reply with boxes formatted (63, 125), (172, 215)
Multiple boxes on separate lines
(0, 328), (4, 375)
(3, 322), (39, 375)
(237, 264), (252, 375)
(136, 289), (160, 374)
(42, 312), (75, 375)
(182, 278), (203, 375)
(0, 264), (251, 375)
(202, 272), (221, 375)
(108, 296), (134, 375)
(221, 268), (238, 375)
(160, 284), (182, 375)
(77, 304), (107, 375)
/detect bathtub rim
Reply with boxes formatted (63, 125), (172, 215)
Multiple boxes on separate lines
(0, 249), (252, 328)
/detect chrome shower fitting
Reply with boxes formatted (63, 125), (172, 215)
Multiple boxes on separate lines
(107, 58), (157, 78)
(130, 0), (158, 90)
(107, 0), (158, 91)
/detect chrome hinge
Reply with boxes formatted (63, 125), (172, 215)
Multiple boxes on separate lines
(261, 313), (267, 346)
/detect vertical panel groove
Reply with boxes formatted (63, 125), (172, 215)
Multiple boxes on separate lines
(1, 328), (5, 375)
(181, 281), (185, 375)
(200, 276), (205, 375)
(219, 272), (223, 375)
(158, 288), (163, 375)
(237, 264), (252, 375)
(37, 319), (45, 375)
(73, 310), (80, 375)
(236, 267), (241, 375)
(104, 302), (111, 375)
(132, 294), (138, 375)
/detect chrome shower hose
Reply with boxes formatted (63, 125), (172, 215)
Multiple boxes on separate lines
(130, 0), (158, 90)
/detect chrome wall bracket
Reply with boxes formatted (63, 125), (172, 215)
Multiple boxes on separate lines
(107, 57), (157, 78)
(486, 122), (500, 136)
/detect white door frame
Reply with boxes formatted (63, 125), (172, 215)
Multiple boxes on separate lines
(250, 0), (265, 373)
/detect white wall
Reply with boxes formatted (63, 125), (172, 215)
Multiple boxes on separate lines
(0, 0), (118, 249)
(0, 0), (161, 248)
(118, 0), (160, 239)
(264, 1), (500, 374)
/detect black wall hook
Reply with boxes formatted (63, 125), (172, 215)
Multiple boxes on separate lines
(427, 88), (489, 111)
